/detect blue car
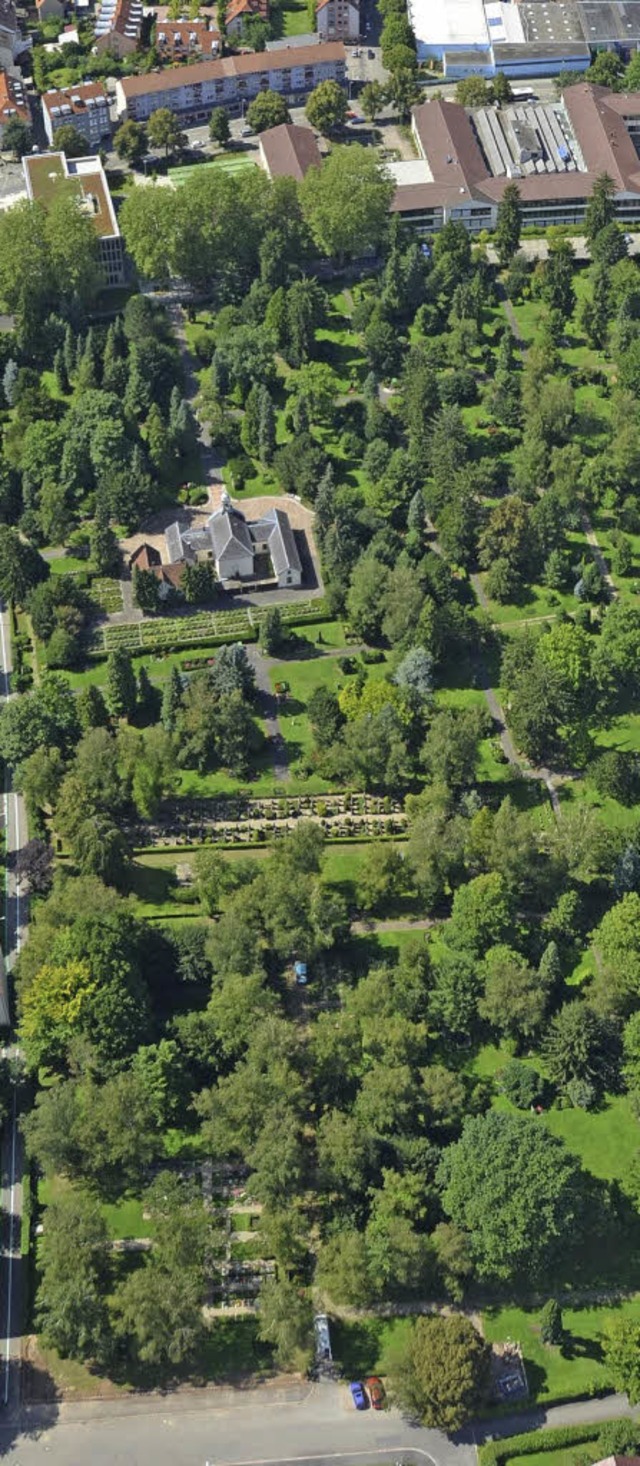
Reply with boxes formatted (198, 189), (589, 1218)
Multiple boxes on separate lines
(350, 1380), (367, 1409)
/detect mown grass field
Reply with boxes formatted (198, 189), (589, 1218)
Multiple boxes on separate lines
(483, 1298), (640, 1405)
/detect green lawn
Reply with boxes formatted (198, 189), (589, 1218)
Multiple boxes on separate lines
(169, 155), (257, 186)
(483, 1297), (640, 1405)
(543, 1093), (640, 1187)
(39, 1175), (148, 1240)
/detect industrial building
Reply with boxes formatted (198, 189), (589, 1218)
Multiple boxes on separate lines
(391, 84), (640, 234)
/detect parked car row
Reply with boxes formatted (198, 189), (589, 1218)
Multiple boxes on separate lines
(349, 1376), (385, 1409)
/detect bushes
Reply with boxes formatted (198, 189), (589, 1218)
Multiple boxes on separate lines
(479, 1420), (635, 1466)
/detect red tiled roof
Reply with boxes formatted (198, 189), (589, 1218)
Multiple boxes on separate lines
(0, 67), (29, 124)
(42, 80), (108, 117)
(119, 39), (345, 95)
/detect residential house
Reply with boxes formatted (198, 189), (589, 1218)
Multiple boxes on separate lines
(0, 67), (29, 143)
(224, 0), (268, 40)
(316, 0), (359, 44)
(258, 121), (321, 180)
(95, 0), (143, 57)
(115, 40), (346, 122)
(41, 80), (111, 145)
(23, 151), (125, 285)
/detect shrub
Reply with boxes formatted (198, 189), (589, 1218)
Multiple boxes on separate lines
(479, 1420), (633, 1466)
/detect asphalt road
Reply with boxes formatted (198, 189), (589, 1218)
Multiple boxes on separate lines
(0, 1379), (477, 1465)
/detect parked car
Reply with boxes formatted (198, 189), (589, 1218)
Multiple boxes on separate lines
(368, 46), (375, 56)
(240, 124), (253, 136)
(366, 1376), (385, 1409)
(350, 1381), (367, 1409)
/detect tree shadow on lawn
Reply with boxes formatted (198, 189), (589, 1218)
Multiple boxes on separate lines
(560, 1333), (604, 1365)
(331, 1317), (385, 1378)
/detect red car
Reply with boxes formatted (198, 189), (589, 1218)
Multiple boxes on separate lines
(366, 1376), (385, 1409)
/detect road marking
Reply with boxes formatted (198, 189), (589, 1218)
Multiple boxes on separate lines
(218, 1452), (439, 1466)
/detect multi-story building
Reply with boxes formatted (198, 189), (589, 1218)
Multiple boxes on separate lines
(225, 0), (269, 38)
(316, 0), (359, 45)
(154, 19), (220, 61)
(0, 0), (22, 74)
(41, 81), (111, 146)
(391, 86), (640, 236)
(115, 41), (346, 122)
(23, 151), (125, 286)
(0, 67), (29, 144)
(94, 0), (143, 57)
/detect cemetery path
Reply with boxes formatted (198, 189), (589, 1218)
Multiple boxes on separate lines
(247, 647), (290, 783)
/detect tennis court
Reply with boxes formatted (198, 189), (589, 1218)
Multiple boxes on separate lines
(169, 154), (258, 185)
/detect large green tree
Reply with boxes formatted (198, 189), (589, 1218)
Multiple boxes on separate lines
(437, 1111), (586, 1282)
(300, 145), (393, 262)
(388, 1313), (490, 1429)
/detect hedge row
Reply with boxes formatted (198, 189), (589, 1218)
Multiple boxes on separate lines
(479, 1417), (631, 1466)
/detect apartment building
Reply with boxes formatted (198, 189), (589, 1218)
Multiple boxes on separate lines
(115, 41), (346, 122)
(154, 19), (220, 60)
(0, 0), (21, 73)
(391, 86), (640, 236)
(316, 0), (359, 44)
(41, 80), (111, 145)
(23, 151), (125, 286)
(95, 0), (143, 57)
(0, 66), (29, 144)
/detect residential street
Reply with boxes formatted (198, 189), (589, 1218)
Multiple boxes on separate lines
(2, 1378), (638, 1465)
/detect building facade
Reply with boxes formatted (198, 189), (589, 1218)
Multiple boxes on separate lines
(41, 81), (111, 145)
(0, 0), (21, 74)
(115, 41), (346, 122)
(94, 0), (143, 57)
(225, 0), (269, 39)
(316, 0), (359, 44)
(165, 502), (303, 589)
(392, 87), (640, 236)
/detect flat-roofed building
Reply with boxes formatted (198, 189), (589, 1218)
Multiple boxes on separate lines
(41, 80), (111, 145)
(0, 67), (29, 144)
(115, 41), (346, 122)
(392, 85), (640, 236)
(410, 0), (589, 76)
(23, 150), (125, 285)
